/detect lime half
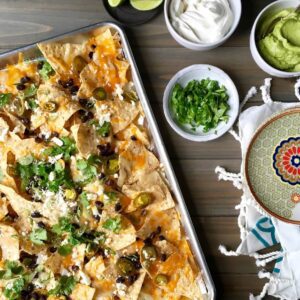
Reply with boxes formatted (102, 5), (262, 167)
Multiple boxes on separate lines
(108, 0), (124, 7)
(130, 0), (163, 11)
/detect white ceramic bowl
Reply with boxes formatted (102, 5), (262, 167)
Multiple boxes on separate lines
(163, 64), (240, 142)
(250, 0), (300, 78)
(164, 0), (242, 51)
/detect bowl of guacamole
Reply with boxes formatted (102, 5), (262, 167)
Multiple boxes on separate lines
(250, 0), (300, 78)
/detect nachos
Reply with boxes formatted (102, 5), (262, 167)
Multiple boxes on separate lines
(0, 27), (204, 300)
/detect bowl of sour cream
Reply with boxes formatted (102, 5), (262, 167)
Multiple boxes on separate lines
(164, 0), (242, 50)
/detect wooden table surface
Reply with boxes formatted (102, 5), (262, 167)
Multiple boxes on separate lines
(0, 0), (297, 299)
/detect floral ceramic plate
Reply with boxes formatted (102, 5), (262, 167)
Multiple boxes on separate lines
(246, 108), (300, 224)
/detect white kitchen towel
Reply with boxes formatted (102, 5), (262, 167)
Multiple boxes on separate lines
(216, 78), (300, 299)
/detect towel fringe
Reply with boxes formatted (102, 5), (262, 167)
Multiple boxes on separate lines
(215, 166), (242, 190)
(240, 86), (258, 110)
(295, 78), (300, 101)
(260, 78), (273, 104)
(218, 245), (240, 256)
(249, 282), (270, 300)
(228, 129), (241, 142)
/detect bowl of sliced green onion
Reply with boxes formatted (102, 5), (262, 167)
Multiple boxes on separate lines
(163, 64), (239, 142)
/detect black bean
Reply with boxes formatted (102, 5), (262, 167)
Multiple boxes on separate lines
(116, 276), (126, 283)
(130, 135), (137, 141)
(20, 76), (31, 84)
(65, 78), (74, 87)
(79, 98), (94, 109)
(141, 209), (147, 216)
(49, 247), (57, 253)
(149, 232), (156, 240)
(29, 292), (39, 300)
(71, 265), (79, 271)
(113, 296), (121, 300)
(97, 143), (114, 156)
(136, 237), (141, 241)
(98, 172), (106, 180)
(95, 201), (104, 208)
(91, 44), (96, 49)
(156, 226), (162, 235)
(31, 211), (42, 218)
(75, 186), (83, 194)
(114, 202), (122, 212)
(20, 117), (30, 126)
(72, 223), (80, 229)
(84, 256), (90, 264)
(52, 131), (59, 138)
(35, 136), (43, 143)
(58, 79), (64, 86)
(26, 283), (34, 292)
(16, 83), (26, 91)
(97, 248), (105, 257)
(79, 110), (94, 123)
(158, 235), (165, 241)
(105, 179), (116, 188)
(37, 61), (44, 70)
(37, 221), (46, 229)
(93, 214), (101, 221)
(20, 290), (30, 297)
(161, 253), (167, 262)
(88, 52), (94, 59)
(127, 274), (138, 285)
(143, 238), (152, 245)
(70, 85), (79, 95)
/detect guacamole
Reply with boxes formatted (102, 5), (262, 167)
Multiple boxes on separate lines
(258, 9), (300, 72)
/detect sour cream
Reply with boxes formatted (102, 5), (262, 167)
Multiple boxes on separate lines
(170, 0), (234, 43)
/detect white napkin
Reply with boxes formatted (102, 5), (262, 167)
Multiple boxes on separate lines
(217, 78), (300, 300)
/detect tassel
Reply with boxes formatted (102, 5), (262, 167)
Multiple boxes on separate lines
(260, 78), (273, 104)
(295, 78), (300, 101)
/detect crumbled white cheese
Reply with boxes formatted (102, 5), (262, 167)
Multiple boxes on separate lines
(87, 193), (97, 201)
(48, 171), (56, 181)
(79, 270), (91, 285)
(52, 137), (63, 146)
(40, 126), (52, 140)
(61, 268), (71, 276)
(137, 115), (144, 126)
(96, 104), (111, 126)
(48, 153), (63, 164)
(36, 253), (48, 265)
(12, 125), (23, 134)
(0, 127), (8, 142)
(116, 283), (127, 297)
(113, 84), (124, 101)
(113, 174), (119, 179)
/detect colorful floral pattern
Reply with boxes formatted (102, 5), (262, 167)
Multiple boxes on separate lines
(291, 193), (300, 203)
(273, 137), (300, 185)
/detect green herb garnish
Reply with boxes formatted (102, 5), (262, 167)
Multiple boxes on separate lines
(102, 216), (122, 233)
(4, 277), (26, 300)
(48, 275), (76, 296)
(29, 228), (48, 245)
(39, 61), (55, 81)
(76, 156), (98, 183)
(43, 137), (77, 161)
(0, 93), (12, 108)
(171, 78), (230, 133)
(16, 157), (74, 193)
(23, 84), (37, 98)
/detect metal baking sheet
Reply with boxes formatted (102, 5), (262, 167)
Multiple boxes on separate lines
(0, 21), (216, 300)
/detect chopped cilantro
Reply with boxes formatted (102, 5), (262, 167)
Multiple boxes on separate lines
(97, 121), (111, 137)
(76, 157), (98, 183)
(0, 261), (24, 280)
(0, 93), (12, 108)
(48, 275), (76, 296)
(4, 277), (25, 300)
(43, 137), (77, 161)
(16, 157), (74, 193)
(39, 61), (55, 81)
(23, 84), (37, 98)
(58, 244), (73, 256)
(27, 98), (38, 109)
(171, 78), (230, 133)
(29, 228), (47, 245)
(102, 216), (122, 233)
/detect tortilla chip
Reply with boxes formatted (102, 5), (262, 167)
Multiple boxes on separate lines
(38, 43), (84, 77)
(118, 270), (146, 300)
(72, 244), (86, 267)
(84, 256), (105, 280)
(0, 147), (16, 189)
(137, 209), (181, 244)
(0, 224), (19, 260)
(100, 211), (136, 251)
(45, 253), (63, 274)
(118, 141), (159, 186)
(122, 170), (175, 213)
(0, 184), (44, 231)
(70, 283), (95, 300)
(32, 83), (80, 132)
(77, 62), (99, 99)
(0, 196), (8, 221)
(109, 100), (139, 134)
(71, 123), (97, 159)
(116, 123), (150, 147)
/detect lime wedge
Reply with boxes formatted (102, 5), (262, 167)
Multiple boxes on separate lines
(108, 0), (124, 8)
(130, 0), (163, 11)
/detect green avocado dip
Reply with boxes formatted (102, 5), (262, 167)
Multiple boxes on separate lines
(257, 9), (300, 72)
